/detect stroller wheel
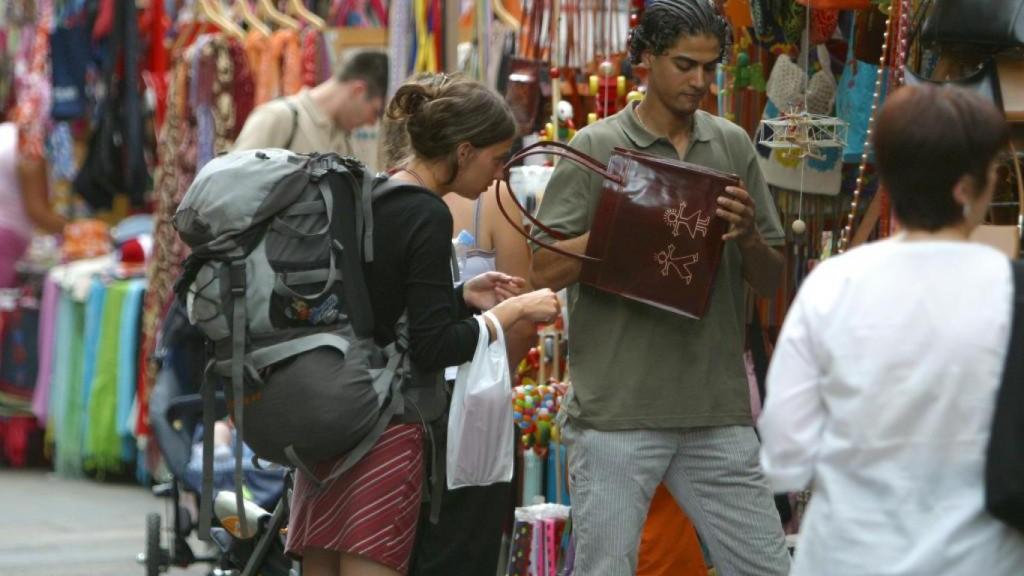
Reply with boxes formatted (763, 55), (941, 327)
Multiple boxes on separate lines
(145, 512), (166, 575)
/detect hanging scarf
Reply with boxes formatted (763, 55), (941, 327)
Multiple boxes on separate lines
(12, 0), (52, 162)
(388, 0), (412, 98)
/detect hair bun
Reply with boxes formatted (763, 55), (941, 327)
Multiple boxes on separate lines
(387, 84), (438, 121)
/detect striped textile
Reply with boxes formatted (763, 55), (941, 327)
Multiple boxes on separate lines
(287, 424), (424, 573)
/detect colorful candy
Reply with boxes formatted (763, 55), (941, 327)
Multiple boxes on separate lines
(512, 383), (565, 455)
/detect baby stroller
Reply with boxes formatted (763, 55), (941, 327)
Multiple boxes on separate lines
(141, 302), (295, 576)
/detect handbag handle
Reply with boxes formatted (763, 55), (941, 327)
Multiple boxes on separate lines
(495, 140), (623, 263)
(1011, 140), (1024, 232)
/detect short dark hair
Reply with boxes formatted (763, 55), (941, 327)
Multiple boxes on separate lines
(337, 51), (388, 100)
(628, 0), (730, 65)
(386, 73), (516, 183)
(874, 84), (1009, 231)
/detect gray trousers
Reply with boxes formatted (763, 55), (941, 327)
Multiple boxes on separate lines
(561, 421), (791, 576)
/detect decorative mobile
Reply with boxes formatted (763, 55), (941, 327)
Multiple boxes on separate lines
(755, 0), (848, 236)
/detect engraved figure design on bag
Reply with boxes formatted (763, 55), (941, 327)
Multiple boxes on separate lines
(663, 201), (711, 239)
(654, 244), (699, 284)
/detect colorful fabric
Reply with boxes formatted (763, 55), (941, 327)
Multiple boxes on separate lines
(80, 278), (107, 440)
(31, 275), (60, 424)
(228, 39), (255, 140)
(837, 18), (890, 164)
(0, 305), (40, 409)
(50, 8), (91, 120)
(245, 31), (268, 91)
(0, 227), (29, 289)
(117, 280), (145, 460)
(301, 28), (319, 88)
(86, 279), (126, 473)
(281, 30), (303, 96)
(259, 30), (302, 103)
(62, 220), (112, 263)
(12, 2), (53, 162)
(53, 294), (86, 478)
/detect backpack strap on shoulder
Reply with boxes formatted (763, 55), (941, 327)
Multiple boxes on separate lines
(198, 360), (217, 541)
(227, 260), (249, 539)
(361, 177), (427, 265)
(282, 98), (299, 149)
(986, 259), (1024, 528)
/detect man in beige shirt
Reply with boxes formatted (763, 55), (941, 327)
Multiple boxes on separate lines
(233, 51), (388, 158)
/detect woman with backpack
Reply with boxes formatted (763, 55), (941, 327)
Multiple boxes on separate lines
(758, 84), (1024, 574)
(382, 72), (535, 576)
(285, 75), (560, 576)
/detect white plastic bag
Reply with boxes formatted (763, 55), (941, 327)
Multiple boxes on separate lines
(447, 311), (514, 489)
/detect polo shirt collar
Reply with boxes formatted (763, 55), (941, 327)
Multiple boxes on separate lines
(297, 88), (333, 131)
(619, 101), (712, 149)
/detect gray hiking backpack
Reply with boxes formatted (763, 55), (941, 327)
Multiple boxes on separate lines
(172, 149), (446, 539)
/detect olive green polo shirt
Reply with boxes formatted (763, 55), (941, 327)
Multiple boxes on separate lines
(535, 102), (784, 430)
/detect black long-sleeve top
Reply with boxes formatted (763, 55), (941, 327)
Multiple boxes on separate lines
(366, 186), (480, 371)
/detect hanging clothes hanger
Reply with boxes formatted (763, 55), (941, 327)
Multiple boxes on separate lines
(236, 0), (272, 36)
(493, 0), (520, 29)
(258, 0), (301, 30)
(288, 0), (326, 30)
(199, 0), (247, 41)
(171, 4), (200, 56)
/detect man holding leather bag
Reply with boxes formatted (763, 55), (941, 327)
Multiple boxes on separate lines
(529, 1), (790, 574)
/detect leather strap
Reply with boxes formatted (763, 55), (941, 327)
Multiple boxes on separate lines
(495, 140), (618, 262)
(1011, 140), (1024, 235)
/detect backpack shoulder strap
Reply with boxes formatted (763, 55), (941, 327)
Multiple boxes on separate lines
(985, 259), (1024, 528)
(282, 98), (299, 149)
(360, 176), (430, 264)
(198, 361), (218, 541)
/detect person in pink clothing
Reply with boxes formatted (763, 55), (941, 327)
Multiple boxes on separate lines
(0, 120), (67, 287)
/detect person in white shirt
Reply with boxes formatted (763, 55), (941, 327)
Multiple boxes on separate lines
(759, 83), (1024, 575)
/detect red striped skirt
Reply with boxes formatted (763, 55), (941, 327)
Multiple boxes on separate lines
(286, 424), (424, 573)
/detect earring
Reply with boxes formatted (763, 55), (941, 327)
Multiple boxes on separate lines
(962, 202), (971, 219)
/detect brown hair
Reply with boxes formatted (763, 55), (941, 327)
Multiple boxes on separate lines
(874, 84), (1009, 231)
(337, 51), (389, 100)
(386, 73), (516, 182)
(381, 72), (450, 169)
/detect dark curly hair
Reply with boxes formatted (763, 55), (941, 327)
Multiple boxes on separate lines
(628, 0), (731, 65)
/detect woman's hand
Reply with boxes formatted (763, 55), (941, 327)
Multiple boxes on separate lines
(463, 271), (527, 311)
(512, 288), (560, 323)
(484, 288), (561, 341)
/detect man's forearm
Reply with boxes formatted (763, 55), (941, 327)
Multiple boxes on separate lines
(530, 233), (589, 292)
(739, 235), (785, 297)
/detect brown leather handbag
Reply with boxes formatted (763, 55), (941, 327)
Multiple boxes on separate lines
(498, 141), (739, 319)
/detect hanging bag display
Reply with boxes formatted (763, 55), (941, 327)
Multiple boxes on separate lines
(446, 312), (515, 489)
(73, 0), (150, 210)
(903, 60), (1003, 107)
(901, 60), (1024, 258)
(837, 16), (890, 163)
(497, 141), (736, 319)
(986, 258), (1024, 533)
(757, 45), (843, 195)
(922, 0), (1024, 48)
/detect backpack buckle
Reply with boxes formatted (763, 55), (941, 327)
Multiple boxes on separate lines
(229, 262), (246, 295)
